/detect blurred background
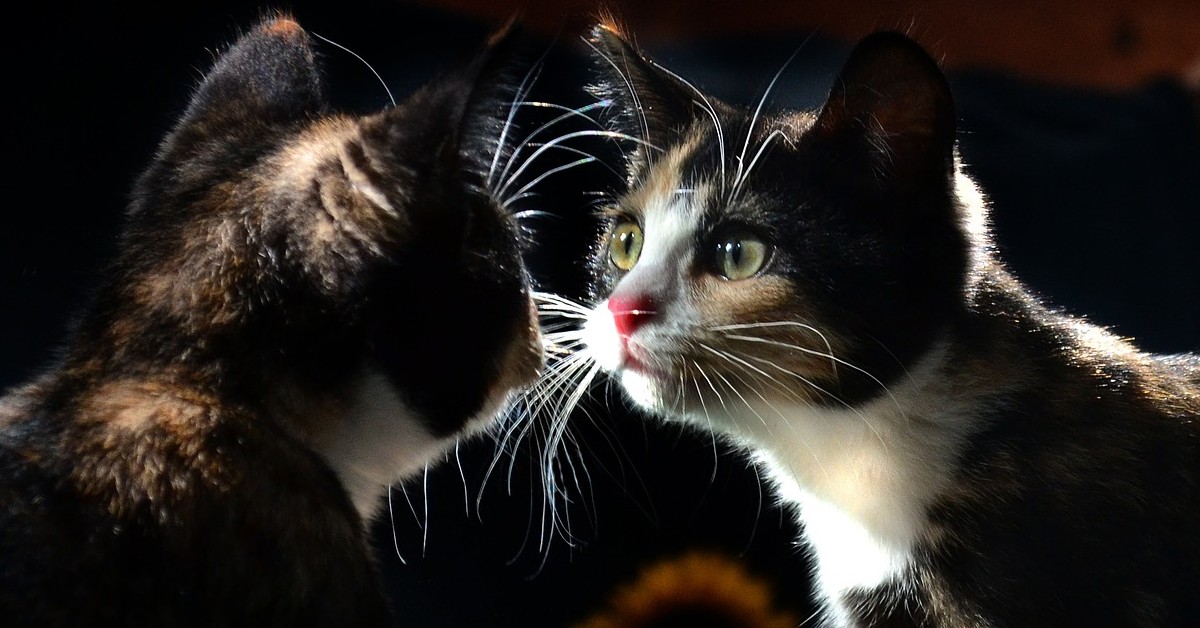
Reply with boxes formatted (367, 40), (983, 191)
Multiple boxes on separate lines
(3, 1), (1197, 626)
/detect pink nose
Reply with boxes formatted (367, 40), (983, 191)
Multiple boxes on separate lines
(608, 295), (657, 337)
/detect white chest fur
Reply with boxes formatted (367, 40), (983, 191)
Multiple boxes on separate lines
(712, 342), (988, 621)
(312, 372), (448, 521)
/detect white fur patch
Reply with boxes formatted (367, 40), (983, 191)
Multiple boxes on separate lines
(314, 371), (521, 523)
(314, 372), (446, 520)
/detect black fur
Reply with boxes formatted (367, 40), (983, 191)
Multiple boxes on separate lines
(0, 16), (540, 626)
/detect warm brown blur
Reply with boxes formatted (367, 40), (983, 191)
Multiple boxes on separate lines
(413, 0), (1200, 89)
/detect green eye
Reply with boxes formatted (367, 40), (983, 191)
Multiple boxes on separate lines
(609, 221), (644, 271)
(714, 234), (769, 280)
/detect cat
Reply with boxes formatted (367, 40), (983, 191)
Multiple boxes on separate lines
(556, 22), (1200, 627)
(0, 15), (542, 627)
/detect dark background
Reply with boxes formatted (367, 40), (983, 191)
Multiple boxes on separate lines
(3, 2), (1197, 626)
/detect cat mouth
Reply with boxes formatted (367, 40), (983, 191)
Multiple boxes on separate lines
(619, 342), (671, 380)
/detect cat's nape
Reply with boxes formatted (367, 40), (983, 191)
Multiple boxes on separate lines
(571, 22), (1200, 627)
(0, 16), (541, 626)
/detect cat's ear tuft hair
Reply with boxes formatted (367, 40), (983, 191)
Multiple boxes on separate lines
(180, 14), (325, 131)
(586, 22), (698, 157)
(361, 17), (528, 200)
(452, 17), (530, 181)
(815, 31), (955, 178)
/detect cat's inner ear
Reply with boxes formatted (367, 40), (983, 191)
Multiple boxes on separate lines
(588, 23), (699, 154)
(180, 15), (325, 130)
(814, 32), (954, 175)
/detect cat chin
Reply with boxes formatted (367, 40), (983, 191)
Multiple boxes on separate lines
(617, 369), (670, 412)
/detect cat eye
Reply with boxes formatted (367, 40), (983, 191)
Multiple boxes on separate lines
(714, 234), (770, 280)
(609, 220), (644, 271)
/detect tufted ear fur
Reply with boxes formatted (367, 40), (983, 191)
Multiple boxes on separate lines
(587, 22), (714, 165)
(178, 16), (326, 137)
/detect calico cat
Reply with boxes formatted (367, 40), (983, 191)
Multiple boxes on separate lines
(563, 23), (1200, 627)
(0, 16), (542, 626)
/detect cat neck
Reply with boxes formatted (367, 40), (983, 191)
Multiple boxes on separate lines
(720, 320), (1021, 601)
(287, 372), (438, 520)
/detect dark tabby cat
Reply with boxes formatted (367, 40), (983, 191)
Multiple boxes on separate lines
(560, 23), (1200, 627)
(0, 16), (541, 626)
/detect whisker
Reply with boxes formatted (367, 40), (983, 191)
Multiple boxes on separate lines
(487, 55), (545, 186)
(310, 32), (395, 107)
(583, 35), (651, 153)
(454, 439), (469, 516)
(503, 156), (598, 208)
(730, 128), (786, 203)
(722, 334), (899, 409)
(496, 130), (658, 201)
(649, 61), (727, 198)
(695, 344), (776, 438)
(496, 100), (611, 192)
(708, 320), (839, 378)
(698, 344), (833, 484)
(386, 484), (406, 564)
(516, 99), (611, 128)
(732, 35), (813, 200)
(687, 361), (721, 485)
(736, 350), (888, 452)
(513, 209), (559, 222)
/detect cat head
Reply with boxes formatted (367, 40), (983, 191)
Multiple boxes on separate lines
(581, 25), (980, 425)
(82, 16), (542, 438)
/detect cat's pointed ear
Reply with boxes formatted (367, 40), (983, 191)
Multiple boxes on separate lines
(814, 32), (954, 180)
(358, 18), (527, 196)
(451, 17), (530, 181)
(587, 22), (698, 155)
(179, 15), (325, 131)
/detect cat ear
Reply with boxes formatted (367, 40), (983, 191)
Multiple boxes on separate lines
(179, 15), (325, 131)
(814, 32), (955, 181)
(450, 18), (530, 182)
(587, 22), (700, 155)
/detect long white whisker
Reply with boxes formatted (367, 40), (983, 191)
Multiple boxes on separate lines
(583, 36), (650, 151)
(503, 156), (597, 207)
(310, 32), (395, 108)
(487, 56), (545, 186)
(696, 344), (775, 437)
(737, 350), (888, 452)
(709, 320), (839, 378)
(688, 361), (721, 484)
(515, 99), (610, 131)
(421, 463), (430, 557)
(496, 100), (611, 191)
(732, 38), (810, 199)
(698, 344), (833, 484)
(700, 342), (810, 408)
(497, 130), (658, 201)
(731, 128), (787, 203)
(649, 61), (727, 198)
(454, 439), (469, 516)
(386, 484), (406, 564)
(723, 334), (898, 409)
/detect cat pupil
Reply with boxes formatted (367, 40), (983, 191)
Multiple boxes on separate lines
(609, 221), (643, 270)
(715, 236), (766, 280)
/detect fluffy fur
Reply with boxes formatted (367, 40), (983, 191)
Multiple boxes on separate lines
(0, 16), (541, 626)
(563, 24), (1200, 627)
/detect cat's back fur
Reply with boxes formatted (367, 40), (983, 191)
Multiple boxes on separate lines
(0, 17), (541, 626)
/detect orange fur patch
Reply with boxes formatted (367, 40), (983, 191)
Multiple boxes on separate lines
(574, 551), (798, 628)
